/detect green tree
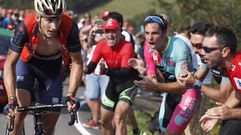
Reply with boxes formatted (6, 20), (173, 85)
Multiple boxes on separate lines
(158, 0), (241, 49)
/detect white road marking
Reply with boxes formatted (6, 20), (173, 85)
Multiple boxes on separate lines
(74, 112), (92, 135)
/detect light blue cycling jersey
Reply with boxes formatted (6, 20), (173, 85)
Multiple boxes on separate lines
(159, 36), (194, 77)
(157, 36), (198, 132)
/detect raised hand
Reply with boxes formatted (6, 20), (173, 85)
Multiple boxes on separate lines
(199, 114), (219, 132)
(134, 75), (158, 92)
(128, 58), (146, 75)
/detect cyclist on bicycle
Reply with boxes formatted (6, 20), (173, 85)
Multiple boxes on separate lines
(4, 0), (83, 135)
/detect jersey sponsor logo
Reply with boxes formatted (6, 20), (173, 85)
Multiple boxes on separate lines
(211, 69), (221, 75)
(165, 57), (175, 66)
(238, 62), (241, 66)
(175, 114), (187, 126)
(16, 76), (24, 81)
(52, 97), (59, 104)
(231, 64), (236, 71)
(234, 77), (241, 90)
(175, 97), (200, 126)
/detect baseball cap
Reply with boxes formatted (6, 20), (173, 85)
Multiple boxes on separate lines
(102, 20), (120, 30)
(101, 11), (109, 20)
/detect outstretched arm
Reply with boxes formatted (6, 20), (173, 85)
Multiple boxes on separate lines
(178, 69), (232, 103)
(134, 75), (186, 94)
(205, 90), (241, 120)
(67, 51), (83, 97)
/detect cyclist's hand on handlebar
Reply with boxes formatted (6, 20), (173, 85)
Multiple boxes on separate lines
(4, 96), (18, 131)
(65, 95), (79, 126)
(65, 95), (79, 112)
(4, 96), (18, 117)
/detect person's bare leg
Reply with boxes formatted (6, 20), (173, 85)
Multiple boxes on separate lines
(86, 99), (100, 122)
(114, 101), (130, 135)
(101, 107), (114, 135)
(42, 112), (60, 135)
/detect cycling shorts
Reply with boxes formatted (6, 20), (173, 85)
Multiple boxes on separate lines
(16, 57), (64, 105)
(159, 88), (201, 133)
(84, 73), (109, 99)
(101, 79), (138, 112)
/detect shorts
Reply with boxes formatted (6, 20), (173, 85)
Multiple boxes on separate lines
(101, 79), (138, 112)
(16, 58), (64, 105)
(219, 119), (241, 135)
(84, 73), (109, 99)
(159, 88), (201, 133)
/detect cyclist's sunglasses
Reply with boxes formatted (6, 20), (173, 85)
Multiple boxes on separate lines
(202, 46), (219, 53)
(144, 16), (164, 26)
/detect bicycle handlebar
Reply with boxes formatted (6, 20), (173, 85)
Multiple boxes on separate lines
(17, 104), (67, 112)
(8, 103), (78, 132)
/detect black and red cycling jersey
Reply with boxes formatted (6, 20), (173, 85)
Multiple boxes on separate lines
(10, 14), (81, 67)
(86, 39), (138, 83)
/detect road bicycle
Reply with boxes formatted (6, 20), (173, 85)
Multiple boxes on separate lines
(5, 103), (77, 135)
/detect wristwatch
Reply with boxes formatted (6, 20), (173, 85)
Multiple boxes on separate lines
(192, 80), (202, 89)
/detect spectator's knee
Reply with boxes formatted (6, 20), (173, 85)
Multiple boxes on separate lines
(113, 113), (126, 125)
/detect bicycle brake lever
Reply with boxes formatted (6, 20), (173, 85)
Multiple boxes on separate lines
(74, 110), (78, 123)
(8, 112), (15, 131)
(68, 109), (77, 126)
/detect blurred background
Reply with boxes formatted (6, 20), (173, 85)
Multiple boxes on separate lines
(1, 0), (241, 48)
(0, 0), (239, 134)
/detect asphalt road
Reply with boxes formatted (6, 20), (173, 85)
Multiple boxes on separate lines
(0, 80), (102, 135)
(0, 79), (161, 135)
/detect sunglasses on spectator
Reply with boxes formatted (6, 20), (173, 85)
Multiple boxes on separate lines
(144, 16), (164, 26)
(202, 46), (220, 53)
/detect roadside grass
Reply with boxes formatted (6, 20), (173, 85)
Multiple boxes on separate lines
(125, 79), (221, 135)
(126, 109), (158, 135)
(126, 108), (220, 135)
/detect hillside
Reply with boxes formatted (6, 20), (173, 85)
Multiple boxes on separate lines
(86, 0), (160, 20)
(79, 0), (162, 32)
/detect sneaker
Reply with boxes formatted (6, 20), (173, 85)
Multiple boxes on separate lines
(82, 120), (100, 129)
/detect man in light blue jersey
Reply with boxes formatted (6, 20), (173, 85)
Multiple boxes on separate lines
(132, 15), (201, 135)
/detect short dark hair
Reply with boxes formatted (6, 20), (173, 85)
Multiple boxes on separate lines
(190, 21), (214, 35)
(205, 26), (237, 55)
(143, 15), (167, 32)
(107, 11), (124, 28)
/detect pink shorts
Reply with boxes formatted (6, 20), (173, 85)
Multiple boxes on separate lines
(167, 88), (201, 133)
